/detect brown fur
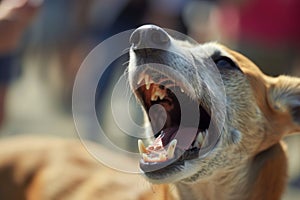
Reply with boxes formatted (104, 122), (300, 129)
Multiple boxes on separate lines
(0, 41), (299, 199)
(127, 38), (300, 200)
(248, 142), (288, 200)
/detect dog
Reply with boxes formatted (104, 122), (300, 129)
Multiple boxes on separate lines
(0, 25), (299, 200)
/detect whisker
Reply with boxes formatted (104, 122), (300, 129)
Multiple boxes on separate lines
(123, 60), (130, 66)
(122, 47), (130, 54)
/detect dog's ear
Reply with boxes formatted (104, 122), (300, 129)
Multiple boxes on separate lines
(268, 76), (300, 134)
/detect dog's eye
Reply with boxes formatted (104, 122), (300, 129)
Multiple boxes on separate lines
(214, 56), (238, 70)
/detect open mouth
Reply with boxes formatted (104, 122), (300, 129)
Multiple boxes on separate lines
(133, 60), (212, 173)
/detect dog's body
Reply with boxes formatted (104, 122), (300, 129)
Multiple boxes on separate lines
(0, 25), (299, 200)
(0, 136), (175, 200)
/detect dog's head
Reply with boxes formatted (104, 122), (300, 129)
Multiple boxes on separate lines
(128, 25), (300, 184)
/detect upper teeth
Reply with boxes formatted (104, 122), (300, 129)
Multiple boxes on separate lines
(151, 88), (166, 101)
(137, 73), (186, 102)
(144, 75), (151, 90)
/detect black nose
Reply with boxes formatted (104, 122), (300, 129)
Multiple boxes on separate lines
(130, 25), (170, 49)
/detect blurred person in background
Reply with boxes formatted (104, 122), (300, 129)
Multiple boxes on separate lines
(214, 0), (300, 76)
(0, 0), (41, 127)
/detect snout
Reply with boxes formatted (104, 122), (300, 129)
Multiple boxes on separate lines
(128, 26), (214, 177)
(130, 24), (170, 49)
(128, 25), (195, 97)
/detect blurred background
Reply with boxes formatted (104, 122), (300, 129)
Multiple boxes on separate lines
(0, 0), (299, 199)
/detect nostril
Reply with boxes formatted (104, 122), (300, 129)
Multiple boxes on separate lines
(150, 29), (170, 45)
(129, 25), (170, 49)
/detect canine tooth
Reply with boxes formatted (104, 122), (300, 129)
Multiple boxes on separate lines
(146, 83), (151, 90)
(167, 139), (177, 159)
(180, 88), (184, 93)
(145, 75), (151, 90)
(138, 139), (147, 154)
(144, 75), (149, 84)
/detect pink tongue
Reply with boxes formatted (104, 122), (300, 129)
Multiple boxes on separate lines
(158, 127), (198, 150)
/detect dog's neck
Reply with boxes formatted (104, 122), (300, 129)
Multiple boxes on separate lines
(176, 180), (227, 200)
(170, 142), (288, 200)
(174, 169), (245, 200)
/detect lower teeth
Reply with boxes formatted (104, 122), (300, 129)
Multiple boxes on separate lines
(138, 139), (177, 163)
(138, 130), (207, 163)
